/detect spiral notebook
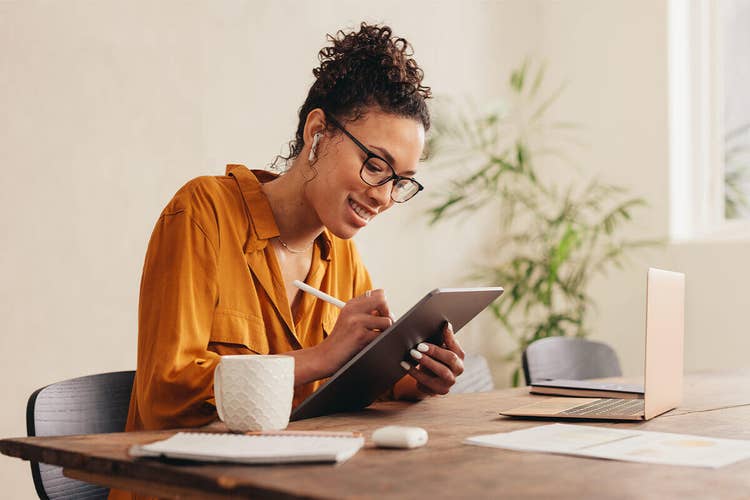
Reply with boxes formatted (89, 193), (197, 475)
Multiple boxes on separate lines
(129, 431), (365, 464)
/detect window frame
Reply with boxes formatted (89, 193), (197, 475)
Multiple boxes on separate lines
(669, 0), (750, 241)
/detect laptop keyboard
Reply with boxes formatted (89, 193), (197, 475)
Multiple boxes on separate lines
(559, 398), (645, 417)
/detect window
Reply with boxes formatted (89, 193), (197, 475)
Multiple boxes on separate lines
(669, 0), (750, 240)
(722, 0), (750, 220)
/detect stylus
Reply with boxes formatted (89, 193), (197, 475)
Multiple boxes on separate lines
(293, 280), (346, 308)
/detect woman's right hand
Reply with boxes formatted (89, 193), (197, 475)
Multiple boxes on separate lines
(316, 289), (392, 377)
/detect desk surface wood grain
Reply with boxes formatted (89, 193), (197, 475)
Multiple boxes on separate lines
(3, 370), (750, 499)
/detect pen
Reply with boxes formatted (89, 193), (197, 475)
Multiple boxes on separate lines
(293, 280), (346, 308)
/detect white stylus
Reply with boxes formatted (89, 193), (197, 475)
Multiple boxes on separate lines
(293, 280), (346, 309)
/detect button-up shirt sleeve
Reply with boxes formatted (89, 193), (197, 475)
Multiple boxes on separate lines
(130, 185), (221, 430)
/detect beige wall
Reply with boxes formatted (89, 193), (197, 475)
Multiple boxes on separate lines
(2, 1), (748, 498)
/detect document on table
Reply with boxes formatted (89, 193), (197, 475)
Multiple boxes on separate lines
(465, 423), (750, 468)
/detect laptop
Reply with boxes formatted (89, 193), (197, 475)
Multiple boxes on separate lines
(500, 268), (685, 421)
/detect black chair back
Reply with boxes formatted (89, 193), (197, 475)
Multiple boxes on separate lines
(522, 337), (622, 385)
(26, 370), (135, 499)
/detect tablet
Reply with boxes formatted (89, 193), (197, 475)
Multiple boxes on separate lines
(290, 286), (504, 421)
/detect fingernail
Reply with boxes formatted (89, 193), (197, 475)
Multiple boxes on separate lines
(417, 343), (429, 353)
(410, 349), (423, 360)
(447, 322), (454, 332)
(400, 361), (411, 371)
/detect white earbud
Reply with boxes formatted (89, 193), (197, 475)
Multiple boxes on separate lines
(308, 132), (322, 163)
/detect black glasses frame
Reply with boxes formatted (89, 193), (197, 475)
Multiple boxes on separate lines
(324, 113), (424, 203)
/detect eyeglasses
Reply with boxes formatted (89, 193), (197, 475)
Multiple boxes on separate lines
(325, 113), (424, 203)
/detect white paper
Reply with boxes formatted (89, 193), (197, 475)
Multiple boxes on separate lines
(465, 424), (750, 468)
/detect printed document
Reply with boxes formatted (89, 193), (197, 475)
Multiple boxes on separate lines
(465, 424), (750, 468)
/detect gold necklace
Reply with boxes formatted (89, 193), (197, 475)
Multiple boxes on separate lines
(277, 237), (314, 254)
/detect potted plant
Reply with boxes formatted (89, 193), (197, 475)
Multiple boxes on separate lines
(426, 61), (657, 386)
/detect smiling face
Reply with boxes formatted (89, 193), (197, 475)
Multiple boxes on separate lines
(303, 108), (426, 239)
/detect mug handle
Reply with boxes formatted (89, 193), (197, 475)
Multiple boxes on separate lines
(213, 361), (225, 422)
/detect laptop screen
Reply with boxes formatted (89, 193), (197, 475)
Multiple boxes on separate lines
(643, 268), (685, 419)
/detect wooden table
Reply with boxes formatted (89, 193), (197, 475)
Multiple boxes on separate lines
(3, 370), (750, 499)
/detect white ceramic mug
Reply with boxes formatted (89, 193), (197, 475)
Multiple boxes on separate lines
(213, 354), (294, 432)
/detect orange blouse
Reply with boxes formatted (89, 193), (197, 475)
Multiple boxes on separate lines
(124, 165), (372, 432)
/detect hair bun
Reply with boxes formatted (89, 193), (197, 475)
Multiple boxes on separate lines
(314, 23), (431, 103)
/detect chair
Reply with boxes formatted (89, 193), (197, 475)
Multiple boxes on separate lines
(26, 370), (135, 500)
(521, 337), (622, 386)
(450, 354), (495, 394)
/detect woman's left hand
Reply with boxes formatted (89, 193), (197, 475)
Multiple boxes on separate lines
(402, 322), (465, 395)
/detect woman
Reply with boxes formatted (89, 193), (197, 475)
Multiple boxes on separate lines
(124, 22), (465, 435)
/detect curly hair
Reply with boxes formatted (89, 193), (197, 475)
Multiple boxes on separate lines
(280, 22), (431, 165)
